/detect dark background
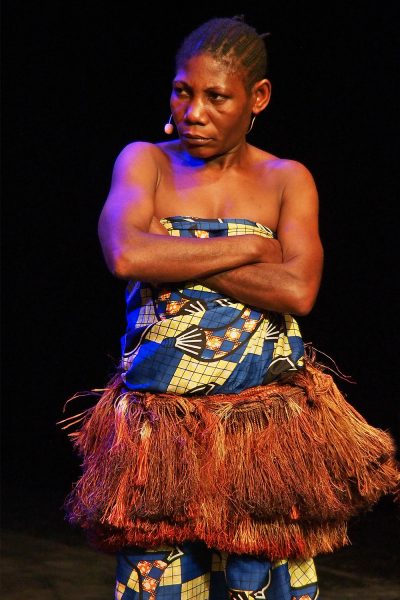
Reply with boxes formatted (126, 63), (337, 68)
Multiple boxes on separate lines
(2, 1), (399, 538)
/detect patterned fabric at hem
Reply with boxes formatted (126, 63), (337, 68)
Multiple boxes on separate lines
(115, 542), (319, 600)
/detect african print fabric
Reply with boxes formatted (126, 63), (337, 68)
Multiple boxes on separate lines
(62, 219), (400, 598)
(115, 216), (318, 598)
(121, 216), (304, 394)
(115, 543), (319, 600)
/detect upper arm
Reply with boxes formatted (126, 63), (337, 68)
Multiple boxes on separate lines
(277, 160), (324, 309)
(98, 141), (159, 268)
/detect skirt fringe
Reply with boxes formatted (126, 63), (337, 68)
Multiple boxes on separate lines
(62, 362), (399, 559)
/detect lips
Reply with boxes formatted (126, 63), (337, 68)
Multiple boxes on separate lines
(181, 132), (212, 144)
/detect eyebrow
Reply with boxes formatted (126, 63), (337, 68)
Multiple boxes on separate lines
(172, 80), (229, 93)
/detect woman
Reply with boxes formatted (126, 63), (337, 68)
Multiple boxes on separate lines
(63, 16), (399, 600)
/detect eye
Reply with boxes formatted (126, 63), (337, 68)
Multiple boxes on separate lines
(207, 91), (227, 102)
(172, 85), (189, 98)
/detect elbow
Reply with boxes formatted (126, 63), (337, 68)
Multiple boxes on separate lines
(106, 251), (134, 280)
(287, 286), (317, 317)
(292, 299), (315, 317)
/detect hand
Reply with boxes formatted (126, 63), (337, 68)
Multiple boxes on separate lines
(145, 217), (169, 288)
(255, 236), (283, 264)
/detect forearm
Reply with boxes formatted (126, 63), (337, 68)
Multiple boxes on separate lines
(104, 229), (264, 282)
(201, 262), (318, 316)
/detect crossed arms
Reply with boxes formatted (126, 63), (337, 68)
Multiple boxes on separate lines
(98, 142), (323, 316)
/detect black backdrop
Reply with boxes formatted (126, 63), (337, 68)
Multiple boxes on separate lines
(2, 1), (399, 530)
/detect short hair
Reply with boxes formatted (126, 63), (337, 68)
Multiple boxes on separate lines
(175, 16), (269, 90)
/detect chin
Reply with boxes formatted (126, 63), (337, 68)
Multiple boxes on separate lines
(183, 144), (217, 160)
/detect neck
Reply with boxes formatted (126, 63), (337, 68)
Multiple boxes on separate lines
(180, 140), (250, 171)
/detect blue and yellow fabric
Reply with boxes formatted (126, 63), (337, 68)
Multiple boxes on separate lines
(116, 217), (318, 599)
(115, 543), (319, 600)
(121, 216), (304, 395)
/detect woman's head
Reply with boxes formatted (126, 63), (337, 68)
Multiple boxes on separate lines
(169, 16), (271, 159)
(175, 16), (268, 91)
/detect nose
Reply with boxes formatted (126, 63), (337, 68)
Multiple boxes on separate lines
(184, 97), (206, 124)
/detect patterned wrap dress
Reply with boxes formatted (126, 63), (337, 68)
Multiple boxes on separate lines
(62, 216), (399, 600)
(116, 216), (319, 600)
(121, 216), (304, 395)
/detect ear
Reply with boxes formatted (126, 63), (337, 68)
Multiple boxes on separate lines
(251, 79), (271, 114)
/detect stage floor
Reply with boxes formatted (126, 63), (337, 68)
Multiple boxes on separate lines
(2, 504), (400, 599)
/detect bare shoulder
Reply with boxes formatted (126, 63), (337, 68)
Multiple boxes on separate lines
(273, 159), (319, 214)
(269, 158), (317, 190)
(116, 139), (181, 167)
(110, 141), (167, 188)
(114, 140), (160, 169)
(250, 146), (315, 185)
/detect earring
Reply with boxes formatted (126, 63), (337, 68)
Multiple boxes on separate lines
(246, 114), (256, 134)
(164, 115), (174, 135)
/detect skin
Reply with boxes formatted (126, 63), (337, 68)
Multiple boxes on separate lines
(98, 52), (323, 316)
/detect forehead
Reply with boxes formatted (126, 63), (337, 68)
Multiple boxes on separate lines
(175, 52), (247, 91)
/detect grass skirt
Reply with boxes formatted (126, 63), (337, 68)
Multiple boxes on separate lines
(62, 361), (399, 559)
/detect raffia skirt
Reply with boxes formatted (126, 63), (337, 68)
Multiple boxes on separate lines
(62, 360), (399, 560)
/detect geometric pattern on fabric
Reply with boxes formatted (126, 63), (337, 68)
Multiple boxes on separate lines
(121, 216), (305, 395)
(287, 559), (318, 588)
(225, 553), (272, 596)
(116, 543), (213, 600)
(115, 542), (319, 599)
(181, 573), (210, 599)
(271, 559), (319, 600)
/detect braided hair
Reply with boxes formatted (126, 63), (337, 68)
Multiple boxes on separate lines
(175, 16), (269, 90)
